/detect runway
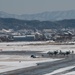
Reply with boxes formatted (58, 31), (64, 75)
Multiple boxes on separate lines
(1, 55), (75, 75)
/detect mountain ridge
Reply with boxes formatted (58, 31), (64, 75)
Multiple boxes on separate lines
(0, 10), (75, 21)
(0, 18), (75, 30)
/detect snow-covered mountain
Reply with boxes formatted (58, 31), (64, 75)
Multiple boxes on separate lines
(0, 10), (75, 21)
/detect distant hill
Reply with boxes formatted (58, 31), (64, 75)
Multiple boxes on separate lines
(0, 10), (75, 21)
(0, 18), (75, 30)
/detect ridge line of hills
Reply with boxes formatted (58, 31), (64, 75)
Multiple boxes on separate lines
(0, 18), (75, 30)
(0, 10), (75, 21)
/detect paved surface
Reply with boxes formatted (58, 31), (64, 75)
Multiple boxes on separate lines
(0, 55), (75, 75)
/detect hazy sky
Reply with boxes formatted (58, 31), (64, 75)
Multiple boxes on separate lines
(0, 0), (75, 14)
